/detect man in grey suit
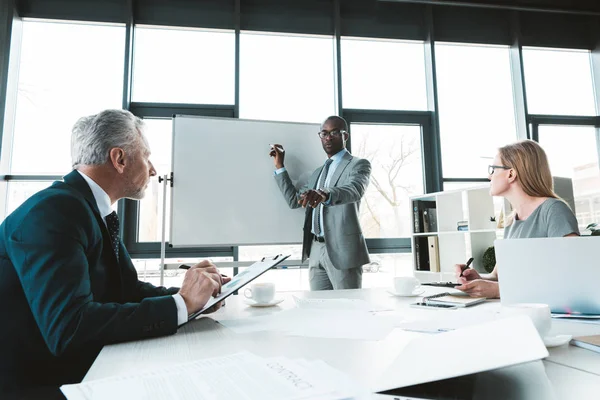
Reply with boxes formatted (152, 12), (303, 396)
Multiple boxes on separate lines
(270, 116), (371, 290)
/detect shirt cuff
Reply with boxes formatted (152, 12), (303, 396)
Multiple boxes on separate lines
(172, 293), (188, 326)
(274, 167), (286, 175)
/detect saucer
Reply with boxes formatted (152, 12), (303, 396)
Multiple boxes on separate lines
(244, 298), (284, 307)
(387, 288), (425, 297)
(543, 334), (572, 348)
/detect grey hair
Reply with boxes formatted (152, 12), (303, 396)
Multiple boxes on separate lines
(71, 109), (146, 168)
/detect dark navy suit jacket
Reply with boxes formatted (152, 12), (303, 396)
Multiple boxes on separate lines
(0, 170), (179, 391)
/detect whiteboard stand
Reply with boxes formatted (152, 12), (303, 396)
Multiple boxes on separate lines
(158, 173), (169, 287)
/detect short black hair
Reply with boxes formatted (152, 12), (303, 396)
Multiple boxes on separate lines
(323, 115), (348, 132)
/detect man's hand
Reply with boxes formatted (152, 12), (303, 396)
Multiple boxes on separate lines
(269, 143), (285, 169)
(456, 279), (500, 298)
(298, 189), (328, 208)
(454, 263), (482, 285)
(178, 260), (231, 315)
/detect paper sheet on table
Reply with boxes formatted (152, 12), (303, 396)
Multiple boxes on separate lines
(293, 296), (392, 312)
(374, 316), (549, 393)
(219, 308), (394, 340)
(61, 351), (369, 400)
(397, 309), (501, 333)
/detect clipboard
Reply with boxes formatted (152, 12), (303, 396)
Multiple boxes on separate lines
(183, 254), (291, 324)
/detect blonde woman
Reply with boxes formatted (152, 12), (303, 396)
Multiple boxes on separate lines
(455, 140), (579, 298)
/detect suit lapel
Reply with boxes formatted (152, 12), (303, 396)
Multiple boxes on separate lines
(329, 152), (353, 187)
(63, 170), (124, 298)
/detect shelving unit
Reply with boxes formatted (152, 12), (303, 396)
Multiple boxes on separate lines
(410, 185), (501, 282)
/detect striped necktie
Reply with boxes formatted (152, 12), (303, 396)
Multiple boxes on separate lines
(312, 159), (333, 237)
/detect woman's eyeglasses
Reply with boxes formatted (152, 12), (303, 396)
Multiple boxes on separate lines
(488, 165), (511, 175)
(318, 130), (345, 139)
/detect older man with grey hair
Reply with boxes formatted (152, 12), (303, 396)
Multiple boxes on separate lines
(0, 109), (228, 394)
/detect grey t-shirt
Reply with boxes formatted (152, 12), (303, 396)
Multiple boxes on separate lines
(504, 198), (580, 239)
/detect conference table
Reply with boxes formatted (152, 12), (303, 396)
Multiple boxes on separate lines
(84, 287), (600, 399)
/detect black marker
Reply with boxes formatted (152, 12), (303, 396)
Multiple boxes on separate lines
(459, 257), (474, 278)
(178, 264), (228, 278)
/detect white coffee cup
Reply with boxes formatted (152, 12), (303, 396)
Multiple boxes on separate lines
(500, 303), (551, 338)
(244, 282), (276, 304)
(393, 276), (421, 295)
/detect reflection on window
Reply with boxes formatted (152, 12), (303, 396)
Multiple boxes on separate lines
(242, 253), (414, 291)
(138, 119), (172, 242)
(11, 20), (125, 175)
(435, 43), (517, 178)
(133, 26), (235, 104)
(538, 126), (600, 231)
(523, 48), (595, 116)
(341, 37), (427, 111)
(239, 32), (336, 123)
(133, 257), (233, 286)
(351, 124), (424, 238)
(6, 181), (53, 215)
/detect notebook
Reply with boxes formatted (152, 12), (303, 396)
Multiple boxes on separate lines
(570, 335), (600, 354)
(424, 292), (486, 308)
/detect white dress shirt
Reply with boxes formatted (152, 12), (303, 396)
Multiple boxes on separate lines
(275, 148), (348, 236)
(77, 170), (188, 325)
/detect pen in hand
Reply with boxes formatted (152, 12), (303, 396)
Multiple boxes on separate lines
(459, 257), (474, 278)
(178, 264), (228, 278)
(269, 144), (284, 153)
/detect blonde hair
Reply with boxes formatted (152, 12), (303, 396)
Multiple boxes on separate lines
(498, 140), (558, 199)
(498, 140), (562, 226)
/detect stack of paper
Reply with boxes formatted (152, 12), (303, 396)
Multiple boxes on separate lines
(61, 352), (371, 400)
(374, 316), (549, 392)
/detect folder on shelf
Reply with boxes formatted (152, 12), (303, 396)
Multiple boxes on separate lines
(427, 236), (440, 272)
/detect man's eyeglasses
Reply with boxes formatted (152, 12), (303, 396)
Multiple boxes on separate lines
(318, 130), (346, 139)
(488, 165), (511, 175)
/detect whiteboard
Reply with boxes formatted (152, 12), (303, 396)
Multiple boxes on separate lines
(170, 116), (324, 247)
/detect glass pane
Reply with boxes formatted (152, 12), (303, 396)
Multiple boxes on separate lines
(133, 257), (233, 287)
(240, 253), (413, 291)
(351, 123), (424, 238)
(523, 48), (595, 116)
(6, 181), (53, 215)
(239, 32), (336, 123)
(11, 20), (125, 175)
(238, 244), (303, 263)
(435, 43), (517, 178)
(138, 119), (172, 242)
(133, 26), (235, 104)
(363, 253), (413, 289)
(341, 37), (427, 111)
(538, 125), (600, 232)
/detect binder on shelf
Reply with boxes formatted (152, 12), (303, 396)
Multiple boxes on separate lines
(428, 236), (440, 272)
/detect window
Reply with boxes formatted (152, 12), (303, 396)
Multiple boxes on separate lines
(537, 125), (600, 231)
(523, 48), (595, 116)
(11, 20), (125, 175)
(133, 26), (235, 104)
(239, 32), (336, 123)
(435, 43), (517, 179)
(341, 37), (427, 111)
(351, 123), (424, 238)
(138, 118), (172, 242)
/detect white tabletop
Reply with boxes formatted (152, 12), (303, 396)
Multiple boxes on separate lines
(84, 287), (600, 399)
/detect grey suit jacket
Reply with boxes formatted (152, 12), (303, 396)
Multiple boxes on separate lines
(274, 151), (371, 270)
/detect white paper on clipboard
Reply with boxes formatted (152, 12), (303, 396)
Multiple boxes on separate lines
(185, 254), (291, 323)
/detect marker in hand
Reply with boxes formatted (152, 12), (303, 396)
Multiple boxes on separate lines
(269, 144), (284, 153)
(459, 257), (474, 278)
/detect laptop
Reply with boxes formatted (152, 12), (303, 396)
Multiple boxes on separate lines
(496, 236), (600, 315)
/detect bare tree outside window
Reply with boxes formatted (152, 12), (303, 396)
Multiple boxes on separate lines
(351, 124), (424, 238)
